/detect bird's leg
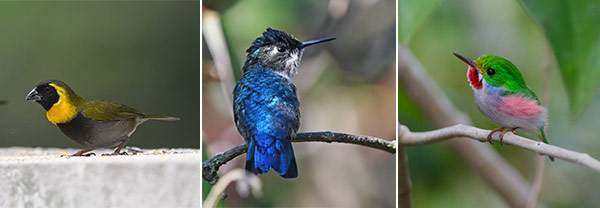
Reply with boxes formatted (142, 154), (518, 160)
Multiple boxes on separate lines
(487, 127), (505, 144)
(67, 148), (97, 157)
(499, 127), (518, 145)
(102, 138), (130, 156)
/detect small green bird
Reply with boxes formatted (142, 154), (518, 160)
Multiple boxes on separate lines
(453, 53), (554, 161)
(26, 80), (179, 156)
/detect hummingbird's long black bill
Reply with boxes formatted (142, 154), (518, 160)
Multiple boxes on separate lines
(452, 52), (477, 69)
(298, 37), (335, 49)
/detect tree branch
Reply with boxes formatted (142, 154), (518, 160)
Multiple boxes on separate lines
(397, 125), (412, 208)
(526, 155), (546, 208)
(202, 131), (396, 184)
(527, 42), (553, 208)
(202, 8), (235, 104)
(398, 124), (600, 172)
(203, 169), (262, 208)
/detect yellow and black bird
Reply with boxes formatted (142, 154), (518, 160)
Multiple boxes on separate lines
(26, 80), (179, 156)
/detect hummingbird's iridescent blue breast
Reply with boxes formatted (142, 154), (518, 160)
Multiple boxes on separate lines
(233, 65), (300, 142)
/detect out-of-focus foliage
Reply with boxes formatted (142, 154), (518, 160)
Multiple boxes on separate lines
(203, 0), (237, 13)
(398, 0), (442, 44)
(202, 0), (396, 207)
(0, 2), (199, 148)
(400, 0), (600, 207)
(518, 0), (600, 120)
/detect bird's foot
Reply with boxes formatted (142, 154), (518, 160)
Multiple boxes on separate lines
(63, 152), (96, 158)
(101, 151), (128, 156)
(124, 146), (143, 154)
(498, 128), (518, 145)
(487, 127), (505, 144)
(103, 139), (130, 156)
(64, 148), (97, 158)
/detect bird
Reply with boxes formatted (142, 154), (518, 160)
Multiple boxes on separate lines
(233, 28), (334, 178)
(26, 80), (179, 157)
(453, 53), (554, 161)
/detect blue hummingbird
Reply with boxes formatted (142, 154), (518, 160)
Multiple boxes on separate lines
(233, 28), (334, 178)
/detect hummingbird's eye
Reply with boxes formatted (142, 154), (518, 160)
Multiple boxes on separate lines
(277, 47), (286, 52)
(487, 68), (496, 76)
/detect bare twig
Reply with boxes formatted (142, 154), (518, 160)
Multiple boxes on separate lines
(202, 131), (396, 184)
(398, 46), (533, 207)
(397, 123), (412, 208)
(203, 169), (262, 208)
(203, 145), (248, 185)
(527, 42), (553, 208)
(398, 124), (600, 172)
(202, 8), (236, 103)
(527, 155), (546, 208)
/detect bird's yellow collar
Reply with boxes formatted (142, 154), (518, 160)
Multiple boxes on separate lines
(46, 83), (77, 124)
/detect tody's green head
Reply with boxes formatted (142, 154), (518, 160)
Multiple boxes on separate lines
(453, 53), (528, 91)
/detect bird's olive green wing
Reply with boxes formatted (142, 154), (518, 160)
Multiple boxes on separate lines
(80, 100), (146, 121)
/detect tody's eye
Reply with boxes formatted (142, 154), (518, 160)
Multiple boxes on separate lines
(487, 67), (496, 76)
(277, 47), (286, 52)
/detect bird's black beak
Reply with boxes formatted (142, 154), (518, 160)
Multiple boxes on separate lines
(298, 37), (335, 49)
(452, 52), (478, 69)
(26, 88), (41, 101)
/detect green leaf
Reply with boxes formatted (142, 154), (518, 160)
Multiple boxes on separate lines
(399, 0), (443, 45)
(517, 0), (600, 120)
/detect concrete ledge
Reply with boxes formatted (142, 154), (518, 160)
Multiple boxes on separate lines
(0, 147), (200, 208)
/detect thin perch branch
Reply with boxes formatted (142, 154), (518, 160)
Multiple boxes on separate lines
(202, 131), (396, 184)
(398, 124), (600, 172)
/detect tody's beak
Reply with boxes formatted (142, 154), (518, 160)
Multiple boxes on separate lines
(298, 37), (335, 49)
(26, 89), (41, 101)
(452, 52), (478, 70)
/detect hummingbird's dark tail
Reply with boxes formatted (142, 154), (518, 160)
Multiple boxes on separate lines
(246, 136), (298, 178)
(541, 129), (555, 162)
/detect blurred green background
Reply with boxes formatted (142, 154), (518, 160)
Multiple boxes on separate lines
(202, 0), (395, 207)
(0, 2), (199, 149)
(400, 0), (600, 207)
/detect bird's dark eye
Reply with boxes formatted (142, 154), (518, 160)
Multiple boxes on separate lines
(277, 47), (285, 52)
(487, 68), (496, 76)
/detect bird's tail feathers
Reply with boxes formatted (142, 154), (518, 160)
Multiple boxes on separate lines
(281, 152), (297, 178)
(277, 142), (297, 178)
(146, 115), (180, 121)
(245, 140), (265, 174)
(540, 129), (555, 162)
(245, 136), (297, 178)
